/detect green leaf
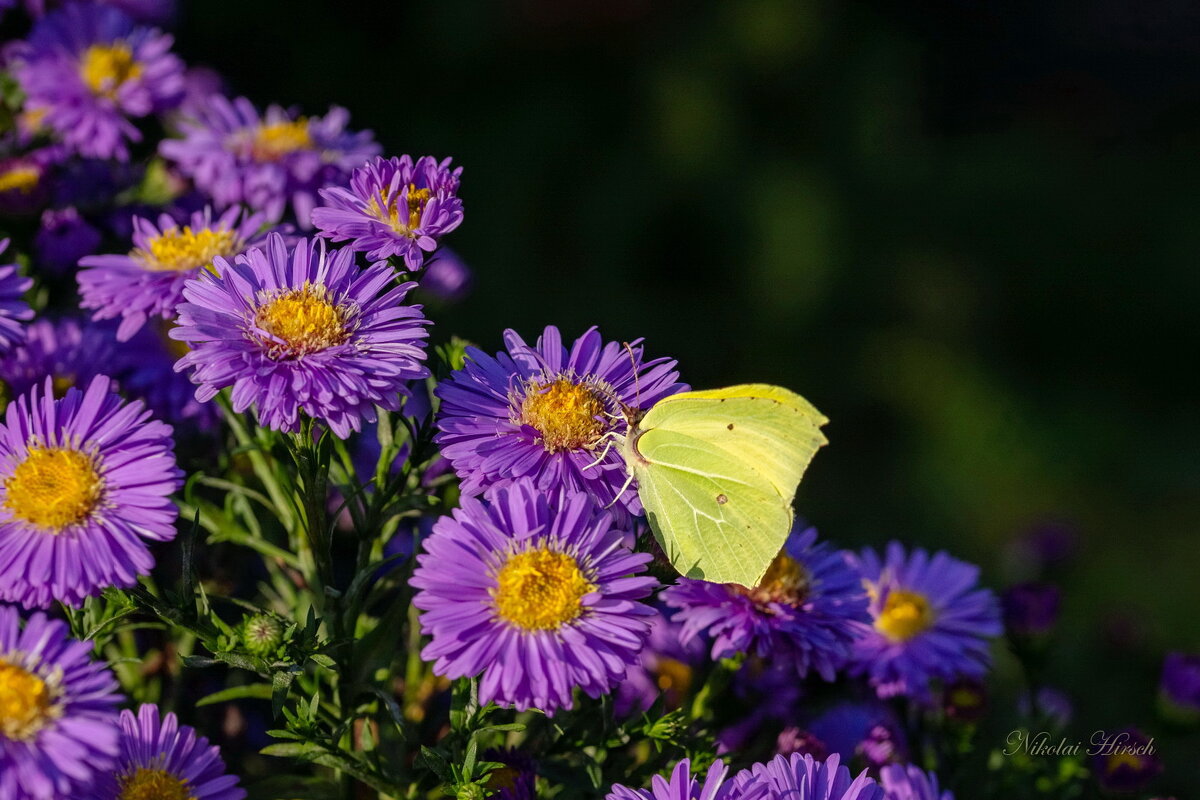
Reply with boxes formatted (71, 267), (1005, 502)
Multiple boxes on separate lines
(197, 683), (274, 707)
(309, 653), (336, 669)
(271, 668), (298, 718)
(260, 742), (325, 759)
(417, 746), (453, 782)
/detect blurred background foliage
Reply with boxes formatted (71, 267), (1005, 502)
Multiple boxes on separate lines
(177, 0), (1198, 790)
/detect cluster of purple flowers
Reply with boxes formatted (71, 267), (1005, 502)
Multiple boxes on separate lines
(0, 3), (1180, 799)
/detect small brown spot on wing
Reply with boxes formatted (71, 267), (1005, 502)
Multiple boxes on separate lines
(716, 494), (728, 505)
(726, 423), (734, 430)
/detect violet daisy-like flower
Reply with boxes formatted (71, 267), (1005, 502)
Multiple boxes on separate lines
(729, 753), (884, 800)
(172, 233), (429, 438)
(607, 759), (741, 800)
(86, 704), (245, 800)
(0, 317), (117, 408)
(664, 525), (870, 680)
(482, 748), (537, 800)
(434, 325), (686, 516)
(13, 3), (184, 160)
(79, 206), (271, 340)
(0, 241), (33, 354)
(846, 542), (1002, 699)
(805, 701), (908, 770)
(0, 606), (122, 800)
(410, 480), (659, 713)
(312, 155), (464, 269)
(614, 608), (707, 716)
(0, 375), (182, 608)
(34, 207), (103, 274)
(1160, 652), (1200, 716)
(878, 765), (952, 800)
(160, 95), (379, 225)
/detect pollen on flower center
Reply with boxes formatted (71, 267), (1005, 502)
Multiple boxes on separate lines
(519, 377), (608, 452)
(0, 165), (40, 194)
(0, 659), (56, 741)
(874, 588), (935, 642)
(80, 43), (141, 97)
(250, 119), (312, 161)
(117, 768), (195, 800)
(3, 447), (104, 531)
(493, 548), (595, 631)
(368, 183), (432, 235)
(137, 226), (240, 272)
(738, 551), (811, 607)
(254, 285), (351, 358)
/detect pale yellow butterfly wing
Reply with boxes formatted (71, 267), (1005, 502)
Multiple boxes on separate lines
(624, 384), (828, 586)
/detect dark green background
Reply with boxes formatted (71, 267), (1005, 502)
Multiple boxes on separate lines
(176, 0), (1199, 790)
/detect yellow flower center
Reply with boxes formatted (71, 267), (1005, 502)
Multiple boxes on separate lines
(0, 165), (39, 194)
(0, 659), (56, 741)
(80, 43), (142, 98)
(1103, 751), (1147, 774)
(486, 766), (520, 791)
(737, 551), (811, 607)
(519, 378), (608, 452)
(874, 588), (935, 642)
(493, 548), (595, 631)
(368, 184), (432, 236)
(250, 119), (312, 161)
(21, 108), (48, 133)
(254, 285), (351, 358)
(3, 447), (104, 531)
(117, 768), (195, 800)
(135, 226), (240, 272)
(655, 658), (694, 696)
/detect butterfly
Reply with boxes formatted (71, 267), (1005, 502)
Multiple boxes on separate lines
(616, 384), (828, 586)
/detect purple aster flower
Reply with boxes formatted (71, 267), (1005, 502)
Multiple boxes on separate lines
(79, 206), (271, 340)
(0, 153), (54, 216)
(0, 374), (182, 608)
(846, 543), (1002, 699)
(1001, 582), (1060, 638)
(483, 748), (537, 800)
(878, 765), (952, 800)
(614, 608), (707, 716)
(13, 3), (183, 160)
(86, 704), (244, 800)
(607, 759), (740, 800)
(0, 241), (33, 354)
(176, 65), (225, 119)
(0, 316), (117, 407)
(410, 480), (659, 713)
(172, 233), (429, 438)
(117, 325), (219, 429)
(420, 247), (473, 303)
(1159, 652), (1200, 717)
(729, 753), (884, 800)
(1017, 687), (1073, 729)
(1090, 728), (1161, 794)
(33, 206), (104, 275)
(0, 606), (122, 800)
(160, 95), (379, 225)
(775, 728), (830, 760)
(312, 155), (463, 269)
(805, 701), (907, 770)
(665, 525), (869, 680)
(434, 325), (686, 517)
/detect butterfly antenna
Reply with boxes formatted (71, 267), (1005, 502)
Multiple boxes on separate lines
(622, 341), (641, 409)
